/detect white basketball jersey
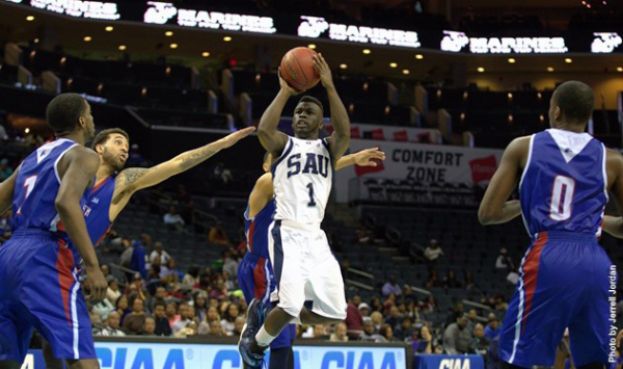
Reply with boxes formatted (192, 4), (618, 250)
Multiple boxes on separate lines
(272, 136), (333, 226)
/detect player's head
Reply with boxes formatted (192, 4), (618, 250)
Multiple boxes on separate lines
(91, 128), (130, 171)
(549, 81), (594, 130)
(292, 95), (324, 139)
(262, 152), (273, 172)
(46, 93), (95, 141)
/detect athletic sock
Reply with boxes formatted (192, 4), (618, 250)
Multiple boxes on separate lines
(255, 326), (276, 347)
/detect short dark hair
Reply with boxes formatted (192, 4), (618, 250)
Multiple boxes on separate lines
(46, 93), (87, 133)
(552, 81), (594, 123)
(297, 95), (323, 112)
(91, 128), (130, 149)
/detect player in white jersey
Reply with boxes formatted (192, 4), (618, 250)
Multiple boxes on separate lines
(239, 53), (351, 368)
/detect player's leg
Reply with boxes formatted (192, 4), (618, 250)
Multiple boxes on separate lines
(269, 324), (295, 369)
(498, 236), (575, 368)
(22, 243), (97, 363)
(304, 230), (347, 325)
(42, 339), (64, 369)
(568, 246), (614, 368)
(66, 359), (101, 369)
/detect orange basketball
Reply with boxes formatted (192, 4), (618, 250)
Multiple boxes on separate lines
(279, 47), (320, 93)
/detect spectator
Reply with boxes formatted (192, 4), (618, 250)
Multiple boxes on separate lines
(370, 311), (384, 332)
(0, 159), (12, 181)
(90, 311), (104, 336)
(495, 248), (514, 270)
(330, 322), (349, 342)
(193, 292), (208, 322)
(468, 323), (489, 354)
(208, 222), (231, 246)
(143, 317), (157, 336)
(358, 302), (371, 318)
(150, 241), (171, 265)
(119, 238), (133, 272)
(123, 298), (146, 335)
(426, 271), (441, 288)
(407, 324), (433, 354)
(484, 313), (500, 341)
(233, 316), (246, 337)
(172, 303), (196, 335)
(153, 302), (172, 336)
(100, 311), (126, 336)
(311, 324), (330, 340)
(385, 305), (403, 331)
(359, 317), (386, 342)
(160, 258), (182, 282)
(380, 324), (399, 342)
(382, 275), (402, 297)
(207, 320), (224, 337)
(115, 295), (130, 325)
(91, 296), (115, 322)
(443, 270), (463, 288)
(220, 303), (240, 336)
(443, 314), (471, 354)
(345, 295), (364, 334)
(198, 306), (221, 334)
(222, 250), (238, 280)
(175, 321), (198, 338)
(423, 239), (443, 272)
(164, 206), (185, 232)
(106, 277), (122, 303)
(131, 239), (147, 280)
(395, 317), (413, 340)
(183, 266), (200, 287)
(166, 302), (180, 328)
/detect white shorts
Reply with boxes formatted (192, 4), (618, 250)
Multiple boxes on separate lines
(268, 220), (347, 320)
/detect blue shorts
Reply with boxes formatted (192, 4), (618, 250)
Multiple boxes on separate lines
(0, 232), (96, 362)
(499, 231), (615, 367)
(238, 253), (295, 349)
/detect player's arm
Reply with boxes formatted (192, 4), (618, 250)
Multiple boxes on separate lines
(110, 127), (255, 218)
(55, 147), (107, 300)
(0, 169), (17, 215)
(601, 150), (623, 238)
(335, 147), (385, 171)
(314, 53), (350, 163)
(478, 137), (528, 225)
(256, 74), (296, 155)
(247, 173), (273, 218)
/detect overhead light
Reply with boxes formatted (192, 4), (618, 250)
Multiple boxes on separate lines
(389, 62), (398, 68)
(33, 38), (39, 44)
(415, 54), (424, 60)
(169, 43), (178, 49)
(402, 69), (410, 75)
(201, 51), (210, 58)
(25, 128), (30, 134)
(507, 58), (516, 64)
(118, 44), (127, 51)
(564, 58), (572, 64)
(26, 15), (35, 21)
(165, 31), (174, 37)
(105, 26), (114, 32)
(223, 36), (232, 42)
(307, 44), (316, 49)
(83, 36), (92, 42)
(339, 63), (348, 70)
(477, 67), (485, 73)
(362, 49), (371, 55)
(547, 66), (555, 72)
(617, 66), (623, 72)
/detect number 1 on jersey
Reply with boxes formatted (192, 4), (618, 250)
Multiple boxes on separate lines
(549, 175), (575, 221)
(306, 183), (316, 207)
(17, 175), (37, 214)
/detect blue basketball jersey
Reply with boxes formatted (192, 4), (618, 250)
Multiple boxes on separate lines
(244, 199), (276, 258)
(82, 176), (115, 245)
(519, 129), (608, 237)
(11, 138), (80, 235)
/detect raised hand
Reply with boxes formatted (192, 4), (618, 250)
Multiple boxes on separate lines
(312, 53), (334, 90)
(353, 147), (386, 167)
(278, 68), (298, 96)
(219, 126), (256, 149)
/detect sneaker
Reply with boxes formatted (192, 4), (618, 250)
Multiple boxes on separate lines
(238, 299), (267, 368)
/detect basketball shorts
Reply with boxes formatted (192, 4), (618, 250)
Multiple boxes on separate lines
(268, 220), (347, 320)
(238, 253), (295, 349)
(0, 231), (96, 362)
(499, 231), (615, 367)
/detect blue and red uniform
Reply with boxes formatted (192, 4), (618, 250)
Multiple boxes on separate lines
(0, 138), (96, 362)
(499, 129), (614, 367)
(238, 199), (295, 350)
(82, 175), (115, 246)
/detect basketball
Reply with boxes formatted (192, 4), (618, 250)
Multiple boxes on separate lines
(279, 47), (320, 93)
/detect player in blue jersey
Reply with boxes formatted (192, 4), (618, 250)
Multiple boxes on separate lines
(238, 147), (384, 369)
(79, 126), (254, 246)
(479, 81), (623, 369)
(0, 93), (107, 369)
